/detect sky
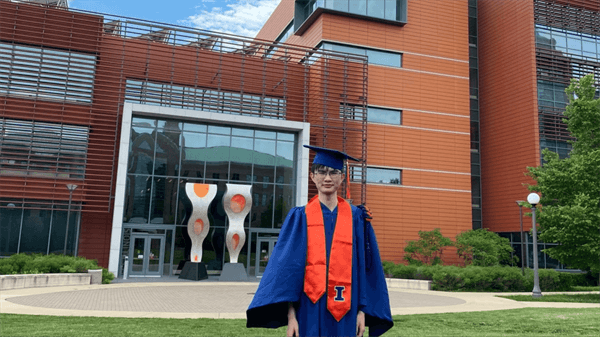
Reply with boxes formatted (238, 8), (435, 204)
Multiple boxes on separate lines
(68, 0), (281, 37)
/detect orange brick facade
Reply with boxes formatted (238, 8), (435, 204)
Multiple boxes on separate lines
(477, 0), (540, 233)
(259, 0), (472, 264)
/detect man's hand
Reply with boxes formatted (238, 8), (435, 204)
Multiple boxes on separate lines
(356, 310), (366, 337)
(287, 303), (299, 337)
(357, 204), (373, 222)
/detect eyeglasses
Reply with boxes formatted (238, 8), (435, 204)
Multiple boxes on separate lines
(314, 169), (343, 178)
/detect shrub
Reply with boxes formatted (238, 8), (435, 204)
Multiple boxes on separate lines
(432, 266), (464, 291)
(0, 253), (114, 284)
(455, 229), (516, 266)
(102, 268), (115, 284)
(403, 228), (453, 266)
(385, 262), (587, 292)
(0, 253), (33, 272)
(0, 264), (15, 274)
(538, 269), (573, 291)
(392, 264), (418, 279)
(382, 261), (395, 277)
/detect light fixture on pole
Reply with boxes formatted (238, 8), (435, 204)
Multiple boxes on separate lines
(527, 192), (542, 298)
(516, 200), (526, 276)
(63, 184), (78, 256)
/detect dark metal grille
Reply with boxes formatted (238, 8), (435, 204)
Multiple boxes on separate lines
(0, 118), (88, 179)
(125, 80), (287, 120)
(0, 42), (96, 103)
(534, 0), (600, 36)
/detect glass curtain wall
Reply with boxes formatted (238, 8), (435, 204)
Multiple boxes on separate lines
(469, 0), (482, 229)
(498, 232), (565, 270)
(296, 0), (407, 25)
(0, 202), (81, 256)
(124, 116), (297, 275)
(535, 24), (600, 159)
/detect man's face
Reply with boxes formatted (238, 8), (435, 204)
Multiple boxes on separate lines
(310, 166), (343, 196)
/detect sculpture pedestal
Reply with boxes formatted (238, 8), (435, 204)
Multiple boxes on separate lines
(219, 263), (248, 281)
(179, 262), (208, 281)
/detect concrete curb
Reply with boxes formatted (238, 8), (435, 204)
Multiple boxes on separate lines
(386, 278), (432, 290)
(0, 270), (103, 290)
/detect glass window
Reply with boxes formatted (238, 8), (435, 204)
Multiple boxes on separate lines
(49, 206), (78, 255)
(126, 117), (298, 232)
(277, 132), (295, 141)
(384, 0), (397, 20)
(276, 140), (295, 184)
(323, 42), (402, 68)
(366, 167), (401, 184)
(154, 127), (181, 176)
(232, 128), (253, 137)
(567, 35), (582, 52)
(181, 131), (206, 178)
(208, 125), (230, 135)
(582, 37), (596, 54)
(349, 0), (366, 15)
(255, 130), (277, 139)
(183, 122), (206, 133)
(296, 0), (406, 27)
(19, 208), (51, 254)
(230, 136), (254, 183)
(367, 0), (385, 19)
(552, 32), (567, 52)
(274, 184), (294, 228)
(329, 0), (349, 12)
(150, 177), (178, 225)
(124, 175), (152, 223)
(366, 49), (401, 67)
(367, 107), (401, 125)
(205, 134), (230, 180)
(0, 206), (22, 255)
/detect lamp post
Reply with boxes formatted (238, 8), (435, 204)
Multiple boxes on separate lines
(516, 200), (525, 276)
(527, 192), (542, 298)
(63, 184), (78, 255)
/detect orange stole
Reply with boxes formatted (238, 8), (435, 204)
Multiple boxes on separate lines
(304, 196), (353, 322)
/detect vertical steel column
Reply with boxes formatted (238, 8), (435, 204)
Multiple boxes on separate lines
(361, 58), (368, 205)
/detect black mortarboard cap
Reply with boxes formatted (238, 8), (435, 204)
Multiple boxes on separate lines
(304, 145), (360, 170)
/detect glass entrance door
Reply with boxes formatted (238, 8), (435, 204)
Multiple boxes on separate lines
(255, 237), (277, 277)
(129, 234), (165, 277)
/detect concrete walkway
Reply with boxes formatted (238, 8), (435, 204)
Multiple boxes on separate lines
(1, 279), (598, 319)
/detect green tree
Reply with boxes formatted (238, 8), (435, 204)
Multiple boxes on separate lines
(526, 74), (600, 274)
(403, 228), (453, 265)
(455, 229), (516, 266)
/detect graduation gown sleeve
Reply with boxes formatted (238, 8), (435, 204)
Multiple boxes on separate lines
(246, 206), (307, 328)
(356, 211), (394, 336)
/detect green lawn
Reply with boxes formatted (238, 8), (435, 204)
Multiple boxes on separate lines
(2, 308), (600, 337)
(572, 286), (600, 292)
(498, 293), (600, 303)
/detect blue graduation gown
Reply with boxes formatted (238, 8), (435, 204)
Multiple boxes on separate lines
(246, 203), (393, 336)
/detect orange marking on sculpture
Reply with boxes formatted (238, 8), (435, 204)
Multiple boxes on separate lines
(232, 233), (240, 250)
(194, 219), (204, 235)
(230, 194), (246, 213)
(193, 184), (210, 198)
(194, 255), (198, 262)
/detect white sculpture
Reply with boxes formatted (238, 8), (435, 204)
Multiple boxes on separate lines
(185, 183), (217, 263)
(223, 183), (252, 263)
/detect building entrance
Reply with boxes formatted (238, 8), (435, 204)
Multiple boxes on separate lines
(255, 236), (277, 277)
(129, 234), (165, 277)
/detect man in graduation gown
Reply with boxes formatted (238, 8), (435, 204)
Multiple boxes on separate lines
(247, 145), (393, 337)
